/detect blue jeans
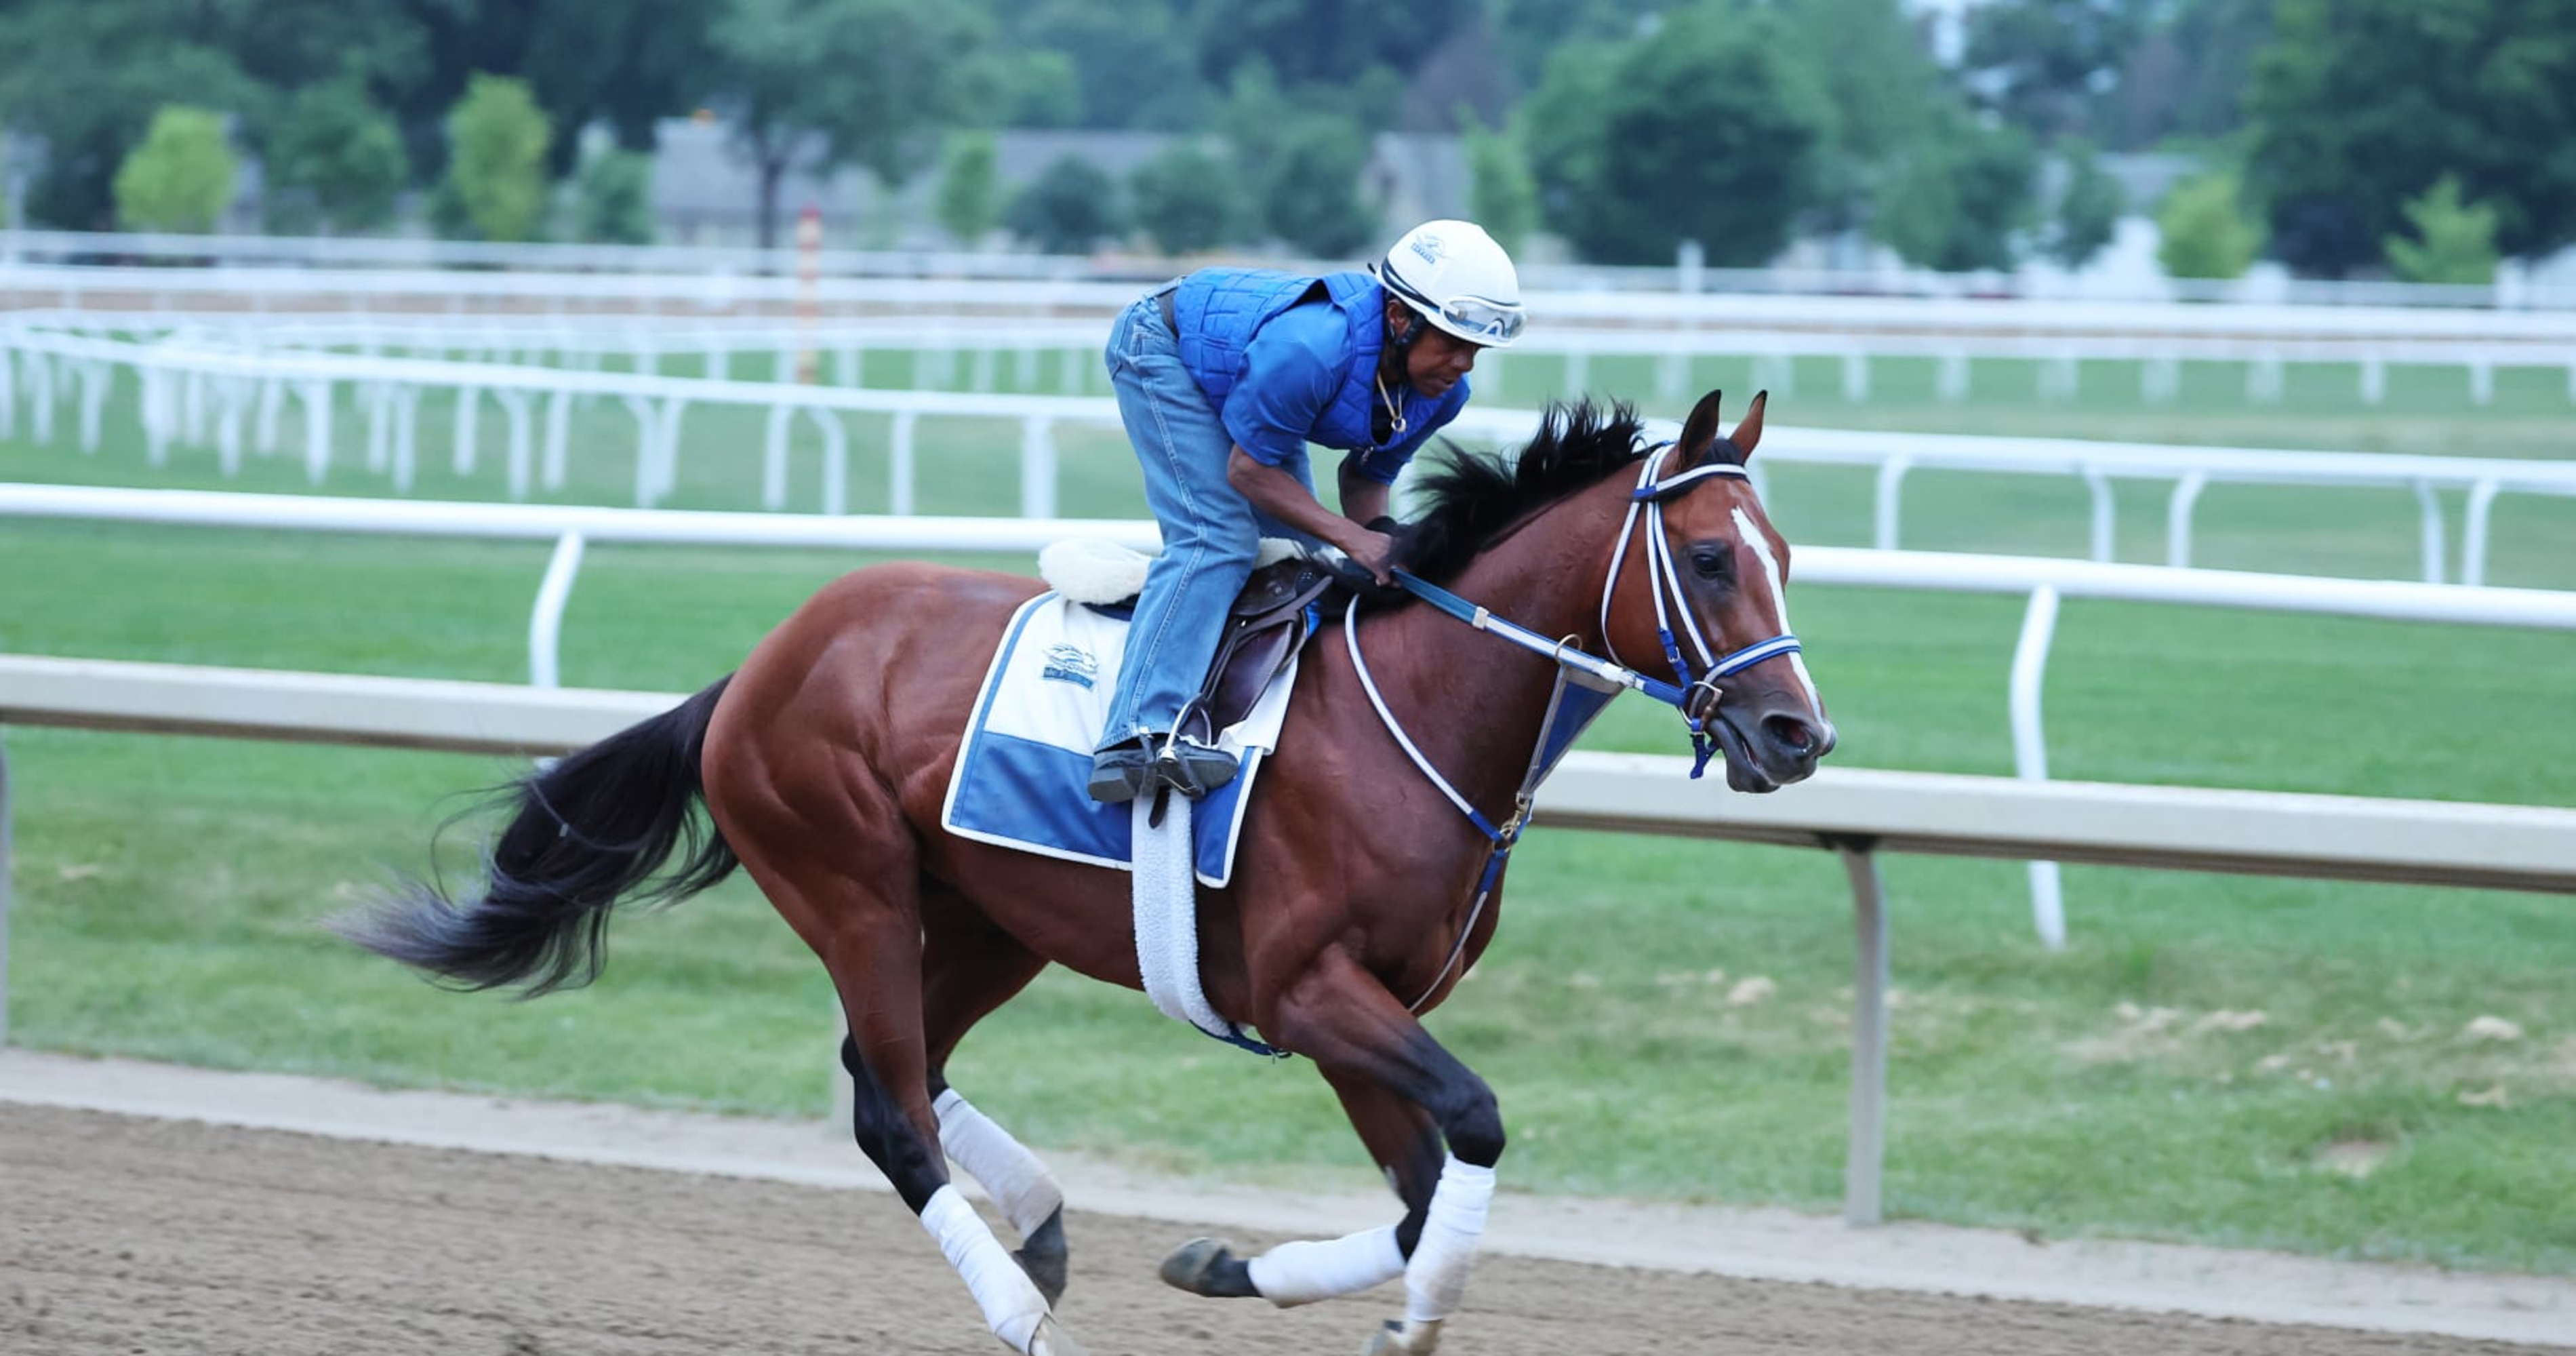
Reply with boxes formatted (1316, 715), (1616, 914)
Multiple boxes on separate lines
(1098, 293), (1315, 751)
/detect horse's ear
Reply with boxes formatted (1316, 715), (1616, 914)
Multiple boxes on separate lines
(1676, 388), (1726, 464)
(1732, 390), (1768, 461)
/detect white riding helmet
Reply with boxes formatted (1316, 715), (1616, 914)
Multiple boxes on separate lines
(1370, 219), (1525, 349)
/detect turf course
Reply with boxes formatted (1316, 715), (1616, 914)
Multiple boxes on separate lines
(4, 338), (2573, 1271)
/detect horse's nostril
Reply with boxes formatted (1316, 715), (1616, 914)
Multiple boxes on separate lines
(1764, 713), (1815, 755)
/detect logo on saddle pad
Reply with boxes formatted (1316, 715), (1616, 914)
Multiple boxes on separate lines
(1041, 643), (1099, 689)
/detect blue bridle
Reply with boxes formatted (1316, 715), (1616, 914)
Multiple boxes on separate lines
(1343, 440), (1804, 1011)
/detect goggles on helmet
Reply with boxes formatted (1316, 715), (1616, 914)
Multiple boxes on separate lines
(1379, 266), (1526, 346)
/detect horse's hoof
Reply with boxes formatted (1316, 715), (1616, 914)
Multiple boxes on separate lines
(1014, 1208), (1068, 1307)
(1029, 1315), (1089, 1356)
(1158, 1236), (1235, 1294)
(1361, 1317), (1443, 1355)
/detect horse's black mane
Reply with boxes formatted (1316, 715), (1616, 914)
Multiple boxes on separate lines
(1394, 398), (1666, 587)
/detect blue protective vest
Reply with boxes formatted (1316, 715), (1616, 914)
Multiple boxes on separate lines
(1171, 267), (1444, 454)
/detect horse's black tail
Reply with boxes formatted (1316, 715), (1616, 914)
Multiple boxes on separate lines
(332, 677), (740, 997)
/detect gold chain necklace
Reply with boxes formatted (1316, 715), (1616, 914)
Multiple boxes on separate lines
(1374, 369), (1408, 439)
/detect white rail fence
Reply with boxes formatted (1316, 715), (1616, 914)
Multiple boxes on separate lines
(10, 481), (2576, 953)
(9, 228), (2576, 310)
(8, 326), (2575, 586)
(14, 260), (2576, 340)
(3, 654), (2572, 1225)
(37, 308), (2576, 413)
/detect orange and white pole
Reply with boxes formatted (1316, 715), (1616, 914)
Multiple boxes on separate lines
(794, 203), (822, 384)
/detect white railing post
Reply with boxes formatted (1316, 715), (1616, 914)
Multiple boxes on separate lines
(1872, 456), (1913, 551)
(1935, 351), (1969, 403)
(256, 377), (285, 456)
(2011, 586), (2066, 949)
(26, 350), (54, 443)
(2167, 471), (2208, 569)
(495, 388), (534, 501)
(300, 379), (333, 484)
(1840, 351), (1869, 403)
(620, 394), (657, 506)
(214, 377), (251, 477)
(2468, 358), (2493, 406)
(2413, 479), (2445, 584)
(390, 385), (422, 493)
(0, 345), (16, 440)
(454, 386), (483, 475)
(75, 361), (110, 452)
(889, 410), (919, 517)
(2082, 466), (2116, 563)
(761, 403), (794, 511)
(2360, 355), (2386, 405)
(2461, 478), (2501, 588)
(1840, 843), (1889, 1225)
(541, 391), (571, 492)
(1021, 416), (1058, 520)
(529, 531), (587, 688)
(816, 410), (849, 517)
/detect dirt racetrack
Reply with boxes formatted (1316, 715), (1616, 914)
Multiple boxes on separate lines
(3, 1102), (2562, 1356)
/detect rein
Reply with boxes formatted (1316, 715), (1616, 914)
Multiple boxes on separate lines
(1342, 442), (1803, 1012)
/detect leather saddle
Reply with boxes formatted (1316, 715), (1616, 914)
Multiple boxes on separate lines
(1108, 551), (1329, 742)
(1178, 557), (1338, 744)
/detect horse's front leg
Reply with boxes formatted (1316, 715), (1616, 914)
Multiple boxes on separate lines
(1159, 1068), (1438, 1305)
(1257, 946), (1505, 1355)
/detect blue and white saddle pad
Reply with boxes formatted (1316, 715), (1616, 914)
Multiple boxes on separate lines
(940, 591), (1297, 888)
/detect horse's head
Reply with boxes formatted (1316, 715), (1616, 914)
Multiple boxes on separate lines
(1603, 388), (1835, 793)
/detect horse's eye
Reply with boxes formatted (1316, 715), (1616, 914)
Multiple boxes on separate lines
(1691, 546), (1731, 580)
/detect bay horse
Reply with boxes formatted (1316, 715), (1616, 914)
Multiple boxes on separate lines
(337, 390), (1834, 1356)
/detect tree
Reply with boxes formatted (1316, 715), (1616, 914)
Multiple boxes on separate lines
(1129, 142), (1242, 256)
(935, 133), (1001, 247)
(1194, 0), (1481, 102)
(2049, 140), (2125, 268)
(262, 79), (409, 234)
(1004, 154), (1125, 254)
(2384, 176), (2501, 286)
(993, 0), (1210, 131)
(113, 106), (239, 232)
(1960, 0), (2144, 144)
(1462, 117), (1537, 256)
(0, 0), (259, 228)
(1253, 113), (1377, 258)
(2156, 172), (2262, 280)
(1774, 0), (1957, 236)
(574, 148), (655, 245)
(2249, 0), (2576, 275)
(1523, 5), (1828, 266)
(2101, 0), (2272, 150)
(1875, 112), (2037, 273)
(710, 0), (992, 248)
(439, 74), (552, 242)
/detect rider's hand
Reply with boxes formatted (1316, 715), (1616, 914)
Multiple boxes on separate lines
(1342, 528), (1398, 585)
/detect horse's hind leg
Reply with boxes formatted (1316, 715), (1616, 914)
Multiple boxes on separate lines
(748, 851), (1080, 1356)
(921, 891), (1069, 1306)
(1159, 1070), (1434, 1305)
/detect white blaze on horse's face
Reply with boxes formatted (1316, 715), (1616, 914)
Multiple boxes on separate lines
(1733, 504), (1824, 713)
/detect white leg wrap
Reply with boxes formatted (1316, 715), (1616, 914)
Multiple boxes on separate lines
(1247, 1224), (1405, 1307)
(919, 1185), (1050, 1353)
(1403, 1155), (1495, 1326)
(935, 1089), (1066, 1239)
